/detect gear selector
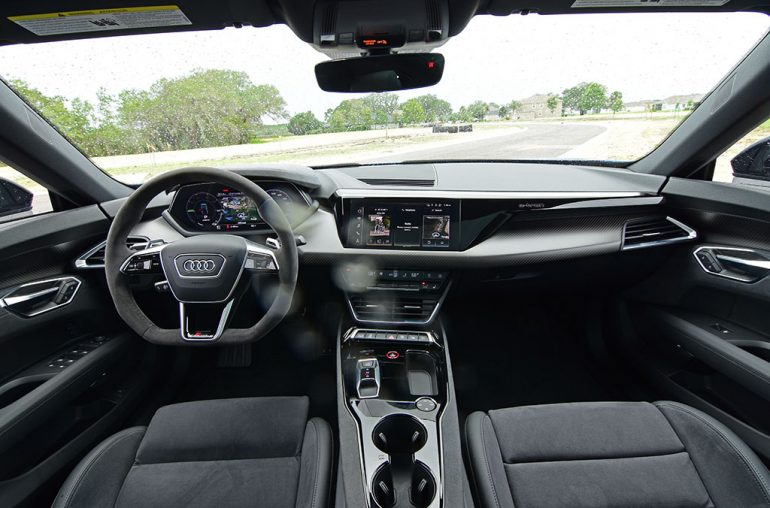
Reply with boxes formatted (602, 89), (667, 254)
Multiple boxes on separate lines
(356, 358), (381, 399)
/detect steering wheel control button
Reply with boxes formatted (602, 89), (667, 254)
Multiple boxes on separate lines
(416, 397), (437, 412)
(122, 252), (162, 273)
(386, 351), (400, 360)
(245, 244), (279, 272)
(154, 280), (170, 293)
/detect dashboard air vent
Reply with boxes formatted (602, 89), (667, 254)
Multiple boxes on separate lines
(359, 178), (435, 187)
(75, 236), (149, 268)
(622, 217), (696, 251)
(348, 294), (438, 324)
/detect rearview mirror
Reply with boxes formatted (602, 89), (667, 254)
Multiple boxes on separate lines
(0, 177), (33, 219)
(315, 53), (444, 93)
(731, 136), (770, 182)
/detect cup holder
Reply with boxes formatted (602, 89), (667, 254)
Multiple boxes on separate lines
(370, 415), (436, 507)
(372, 414), (427, 455)
(372, 463), (396, 508)
(410, 461), (437, 507)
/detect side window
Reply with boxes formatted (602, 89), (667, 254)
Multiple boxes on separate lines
(0, 163), (52, 224)
(714, 119), (770, 184)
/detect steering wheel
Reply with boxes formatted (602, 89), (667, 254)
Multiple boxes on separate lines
(104, 167), (298, 346)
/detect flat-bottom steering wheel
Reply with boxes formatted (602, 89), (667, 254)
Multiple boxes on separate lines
(104, 167), (298, 345)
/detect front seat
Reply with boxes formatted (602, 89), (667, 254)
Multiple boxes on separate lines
(53, 397), (332, 508)
(466, 401), (770, 508)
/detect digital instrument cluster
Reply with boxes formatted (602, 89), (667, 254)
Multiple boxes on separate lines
(344, 199), (460, 250)
(167, 181), (305, 232)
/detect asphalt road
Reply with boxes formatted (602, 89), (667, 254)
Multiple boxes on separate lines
(368, 123), (606, 163)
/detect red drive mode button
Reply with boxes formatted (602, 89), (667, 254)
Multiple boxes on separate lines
(386, 351), (400, 360)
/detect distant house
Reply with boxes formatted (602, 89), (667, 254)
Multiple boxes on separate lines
(624, 94), (702, 113)
(624, 100), (660, 113)
(661, 93), (703, 111)
(515, 94), (562, 120)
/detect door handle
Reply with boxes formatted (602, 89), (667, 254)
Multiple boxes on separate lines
(2, 286), (60, 307)
(694, 246), (770, 283)
(0, 277), (81, 317)
(714, 254), (770, 271)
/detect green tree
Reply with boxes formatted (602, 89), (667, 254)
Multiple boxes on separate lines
(10, 79), (94, 149)
(562, 82), (608, 115)
(326, 98), (373, 132)
(465, 101), (490, 122)
(451, 106), (473, 123)
(509, 100), (522, 115)
(546, 95), (559, 114)
(608, 91), (624, 114)
(400, 99), (426, 125)
(364, 93), (399, 126)
(288, 111), (323, 135)
(415, 94), (452, 122)
(115, 69), (287, 151)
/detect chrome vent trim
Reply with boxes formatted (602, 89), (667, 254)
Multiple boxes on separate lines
(346, 282), (451, 325)
(75, 236), (150, 269)
(359, 178), (435, 187)
(621, 216), (696, 251)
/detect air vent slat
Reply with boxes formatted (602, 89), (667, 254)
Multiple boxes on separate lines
(625, 224), (681, 234)
(359, 178), (435, 187)
(348, 295), (438, 323)
(622, 217), (695, 251)
(76, 236), (149, 268)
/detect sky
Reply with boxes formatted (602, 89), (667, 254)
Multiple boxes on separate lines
(0, 11), (768, 119)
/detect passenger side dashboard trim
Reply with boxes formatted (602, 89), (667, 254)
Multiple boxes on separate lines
(335, 189), (648, 199)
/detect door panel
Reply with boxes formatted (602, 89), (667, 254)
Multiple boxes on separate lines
(0, 207), (152, 506)
(617, 177), (770, 460)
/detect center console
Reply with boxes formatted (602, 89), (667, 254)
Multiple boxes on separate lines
(334, 196), (470, 506)
(341, 328), (448, 507)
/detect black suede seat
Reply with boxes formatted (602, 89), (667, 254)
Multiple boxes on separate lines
(466, 401), (770, 508)
(52, 397), (332, 508)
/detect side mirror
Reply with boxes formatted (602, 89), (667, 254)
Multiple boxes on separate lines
(315, 53), (444, 93)
(731, 136), (770, 181)
(0, 177), (33, 219)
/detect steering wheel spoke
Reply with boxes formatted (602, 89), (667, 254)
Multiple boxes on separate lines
(245, 242), (279, 273)
(120, 244), (166, 275)
(179, 300), (235, 341)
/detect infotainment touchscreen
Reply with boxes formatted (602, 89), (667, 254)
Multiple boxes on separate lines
(346, 199), (460, 249)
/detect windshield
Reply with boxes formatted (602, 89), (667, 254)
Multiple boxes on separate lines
(1, 12), (768, 184)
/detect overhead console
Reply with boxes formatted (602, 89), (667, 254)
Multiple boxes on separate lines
(310, 0), (451, 58)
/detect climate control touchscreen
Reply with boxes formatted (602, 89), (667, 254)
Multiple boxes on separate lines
(346, 199), (460, 249)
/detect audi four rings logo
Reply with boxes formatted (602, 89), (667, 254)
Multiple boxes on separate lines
(182, 259), (217, 273)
